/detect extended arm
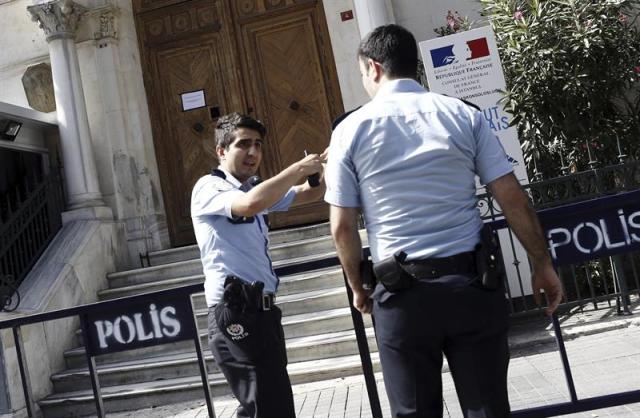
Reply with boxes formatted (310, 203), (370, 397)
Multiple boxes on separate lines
(487, 173), (563, 315)
(292, 181), (326, 206)
(330, 205), (372, 314)
(231, 154), (323, 217)
(292, 148), (329, 206)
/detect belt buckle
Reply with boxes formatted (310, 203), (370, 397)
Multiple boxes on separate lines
(262, 294), (272, 311)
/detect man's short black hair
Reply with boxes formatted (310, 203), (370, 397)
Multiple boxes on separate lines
(215, 113), (266, 149)
(357, 24), (418, 80)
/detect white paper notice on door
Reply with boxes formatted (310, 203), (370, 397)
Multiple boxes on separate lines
(180, 90), (206, 111)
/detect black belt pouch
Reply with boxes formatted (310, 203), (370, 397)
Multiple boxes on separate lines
(373, 251), (413, 292)
(474, 224), (504, 290)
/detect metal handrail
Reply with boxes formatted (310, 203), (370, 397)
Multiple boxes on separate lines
(0, 283), (203, 331)
(0, 253), (382, 418)
(0, 170), (64, 310)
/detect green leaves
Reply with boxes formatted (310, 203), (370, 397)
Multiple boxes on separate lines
(482, 0), (640, 178)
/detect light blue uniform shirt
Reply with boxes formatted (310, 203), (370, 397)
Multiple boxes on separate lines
(324, 79), (513, 263)
(191, 168), (296, 307)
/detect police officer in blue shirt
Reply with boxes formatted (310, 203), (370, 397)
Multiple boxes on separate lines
(325, 25), (563, 417)
(191, 113), (325, 418)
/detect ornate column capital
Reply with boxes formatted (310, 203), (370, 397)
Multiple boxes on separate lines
(90, 6), (118, 47)
(28, 0), (88, 42)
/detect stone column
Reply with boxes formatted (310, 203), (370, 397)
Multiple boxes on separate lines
(28, 0), (111, 220)
(353, 0), (395, 38)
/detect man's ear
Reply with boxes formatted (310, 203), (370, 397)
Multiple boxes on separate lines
(368, 58), (384, 82)
(216, 146), (226, 160)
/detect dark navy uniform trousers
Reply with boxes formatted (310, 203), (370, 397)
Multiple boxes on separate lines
(208, 305), (295, 418)
(372, 274), (510, 418)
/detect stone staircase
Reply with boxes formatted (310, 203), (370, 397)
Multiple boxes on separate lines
(38, 223), (378, 417)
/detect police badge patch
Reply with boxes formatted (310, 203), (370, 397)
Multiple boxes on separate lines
(226, 323), (249, 340)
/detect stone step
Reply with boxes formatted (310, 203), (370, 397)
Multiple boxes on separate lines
(148, 234), (337, 267)
(107, 230), (367, 289)
(40, 352), (381, 418)
(146, 222), (332, 267)
(65, 307), (373, 369)
(106, 250), (341, 289)
(98, 266), (345, 301)
(53, 328), (377, 393)
(268, 222), (331, 245)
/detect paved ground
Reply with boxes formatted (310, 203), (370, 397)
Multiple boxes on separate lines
(111, 299), (640, 417)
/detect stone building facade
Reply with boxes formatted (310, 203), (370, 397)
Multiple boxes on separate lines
(0, 0), (481, 415)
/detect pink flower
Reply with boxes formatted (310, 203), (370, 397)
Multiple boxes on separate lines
(446, 10), (456, 28)
(514, 9), (524, 20)
(634, 66), (640, 74)
(619, 13), (628, 23)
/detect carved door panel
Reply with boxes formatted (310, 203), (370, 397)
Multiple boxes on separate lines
(135, 0), (343, 245)
(235, 0), (344, 229)
(137, 0), (244, 246)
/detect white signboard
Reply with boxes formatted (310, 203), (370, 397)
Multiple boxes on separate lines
(419, 26), (533, 297)
(180, 90), (206, 111)
(419, 26), (528, 182)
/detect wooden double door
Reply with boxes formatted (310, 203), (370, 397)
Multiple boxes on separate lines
(134, 0), (344, 246)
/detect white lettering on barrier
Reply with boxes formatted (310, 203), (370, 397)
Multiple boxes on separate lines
(572, 222), (603, 254)
(134, 313), (154, 341)
(113, 316), (136, 344)
(95, 320), (113, 349)
(547, 209), (640, 260)
(547, 228), (571, 260)
(619, 209), (632, 245)
(630, 211), (640, 242)
(150, 303), (163, 338)
(93, 303), (182, 349)
(160, 306), (181, 337)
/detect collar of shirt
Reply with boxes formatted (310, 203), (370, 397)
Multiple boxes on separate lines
(374, 78), (426, 100)
(218, 167), (243, 189)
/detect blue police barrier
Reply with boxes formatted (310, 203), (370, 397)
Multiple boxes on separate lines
(346, 189), (640, 417)
(0, 284), (214, 418)
(489, 188), (640, 417)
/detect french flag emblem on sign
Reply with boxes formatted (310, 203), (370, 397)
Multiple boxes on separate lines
(466, 37), (490, 60)
(430, 37), (490, 68)
(430, 45), (455, 68)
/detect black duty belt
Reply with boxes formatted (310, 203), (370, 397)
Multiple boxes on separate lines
(212, 293), (276, 311)
(401, 251), (477, 279)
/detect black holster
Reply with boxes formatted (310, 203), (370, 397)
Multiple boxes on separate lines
(222, 276), (265, 311)
(213, 276), (266, 361)
(372, 251), (413, 292)
(474, 224), (504, 290)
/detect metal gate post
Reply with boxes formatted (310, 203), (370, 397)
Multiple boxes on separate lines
(190, 297), (216, 417)
(13, 326), (35, 417)
(80, 315), (105, 417)
(342, 269), (383, 418)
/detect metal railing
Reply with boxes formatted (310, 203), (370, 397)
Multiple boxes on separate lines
(0, 283), (211, 417)
(477, 160), (640, 317)
(0, 255), (380, 418)
(0, 170), (65, 311)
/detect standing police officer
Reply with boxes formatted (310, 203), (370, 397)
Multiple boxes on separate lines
(325, 25), (563, 417)
(191, 113), (325, 417)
